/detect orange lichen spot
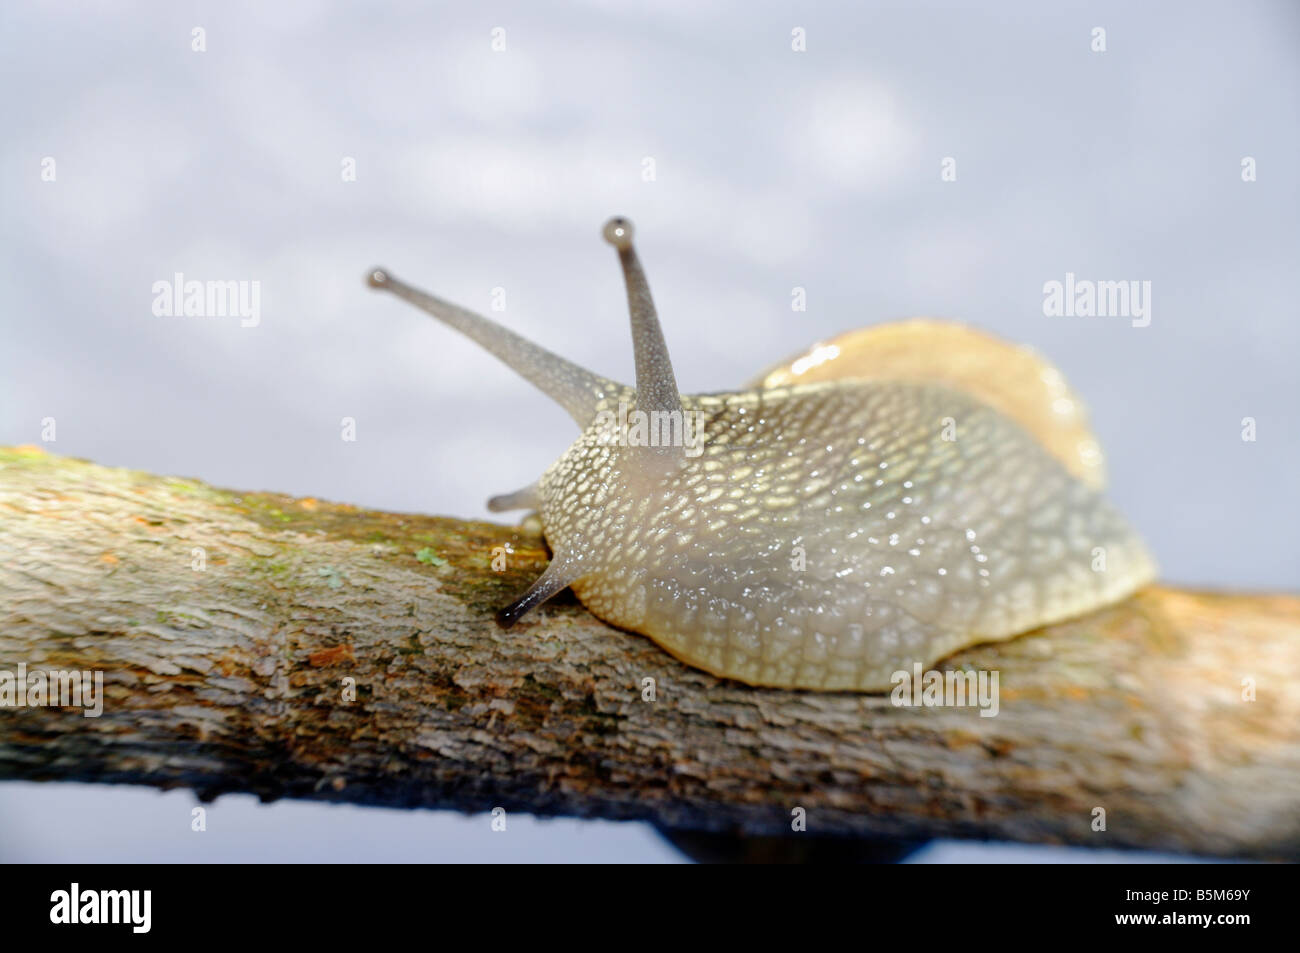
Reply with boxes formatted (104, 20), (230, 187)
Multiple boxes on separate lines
(945, 729), (982, 749)
(11, 444), (47, 457)
(308, 644), (355, 667)
(99, 553), (120, 565)
(299, 497), (319, 511)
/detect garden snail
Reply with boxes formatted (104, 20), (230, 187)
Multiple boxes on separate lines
(366, 217), (1155, 691)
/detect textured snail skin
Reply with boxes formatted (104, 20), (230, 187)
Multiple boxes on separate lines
(367, 217), (1156, 692)
(542, 382), (1154, 691)
(754, 320), (1108, 490)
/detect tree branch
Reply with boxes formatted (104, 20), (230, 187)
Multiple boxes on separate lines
(1, 446), (1296, 859)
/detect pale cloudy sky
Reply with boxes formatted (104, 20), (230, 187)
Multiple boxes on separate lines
(1, 0), (1296, 862)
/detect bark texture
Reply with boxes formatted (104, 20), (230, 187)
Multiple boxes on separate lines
(1, 446), (1297, 859)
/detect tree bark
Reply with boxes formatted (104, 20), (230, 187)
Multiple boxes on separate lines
(1, 445), (1297, 860)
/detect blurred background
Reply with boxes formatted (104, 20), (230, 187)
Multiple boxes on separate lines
(1, 0), (1296, 862)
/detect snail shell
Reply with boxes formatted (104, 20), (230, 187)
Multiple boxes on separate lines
(368, 217), (1155, 691)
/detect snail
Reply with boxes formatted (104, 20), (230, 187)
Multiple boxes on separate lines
(366, 217), (1155, 691)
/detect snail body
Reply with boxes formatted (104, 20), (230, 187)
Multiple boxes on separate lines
(368, 218), (1154, 691)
